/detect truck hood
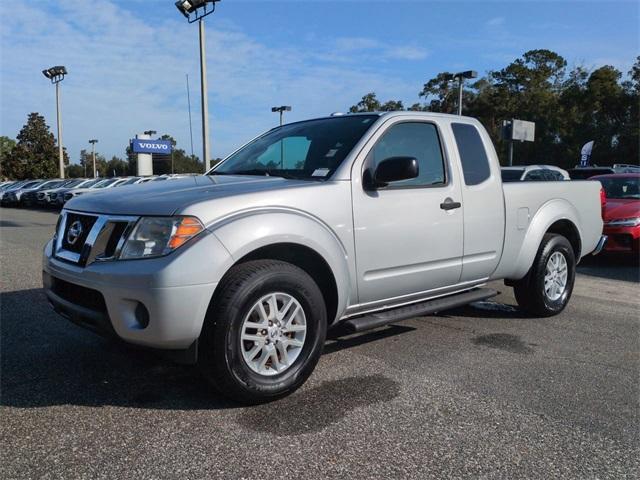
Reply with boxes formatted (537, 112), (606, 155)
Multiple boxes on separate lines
(603, 198), (640, 221)
(64, 175), (313, 216)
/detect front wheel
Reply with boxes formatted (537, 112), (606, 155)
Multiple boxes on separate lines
(513, 233), (576, 317)
(198, 260), (327, 404)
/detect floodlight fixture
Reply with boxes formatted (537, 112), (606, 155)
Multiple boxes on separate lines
(175, 0), (220, 23)
(456, 70), (477, 80)
(143, 130), (157, 137)
(42, 65), (67, 84)
(272, 105), (292, 126)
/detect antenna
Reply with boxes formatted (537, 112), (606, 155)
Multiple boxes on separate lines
(186, 74), (195, 158)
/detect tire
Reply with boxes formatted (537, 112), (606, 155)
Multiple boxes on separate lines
(198, 259), (327, 404)
(513, 233), (576, 317)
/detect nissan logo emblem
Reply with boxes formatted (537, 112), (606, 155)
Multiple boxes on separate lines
(66, 220), (83, 245)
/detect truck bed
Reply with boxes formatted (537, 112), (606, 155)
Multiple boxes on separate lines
(493, 180), (603, 280)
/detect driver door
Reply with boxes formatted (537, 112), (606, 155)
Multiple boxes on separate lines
(352, 120), (464, 306)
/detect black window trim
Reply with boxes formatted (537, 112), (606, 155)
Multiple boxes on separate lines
(361, 119), (452, 191)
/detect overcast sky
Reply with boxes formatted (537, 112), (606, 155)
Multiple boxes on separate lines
(1, 0), (638, 164)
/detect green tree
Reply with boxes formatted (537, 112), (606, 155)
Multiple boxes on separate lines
(617, 57), (640, 164)
(106, 156), (129, 177)
(418, 72), (460, 113)
(79, 149), (108, 177)
(350, 92), (381, 112)
(158, 134), (203, 174)
(0, 136), (16, 179)
(349, 93), (405, 113)
(380, 100), (405, 111)
(67, 164), (85, 178)
(5, 113), (68, 179)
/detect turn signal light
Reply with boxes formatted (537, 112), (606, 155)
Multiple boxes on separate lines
(168, 217), (204, 249)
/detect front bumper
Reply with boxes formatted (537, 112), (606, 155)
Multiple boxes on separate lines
(43, 229), (233, 350)
(602, 225), (640, 253)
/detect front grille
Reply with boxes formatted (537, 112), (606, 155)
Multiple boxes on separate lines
(54, 212), (137, 266)
(104, 222), (129, 257)
(613, 234), (633, 248)
(62, 213), (98, 253)
(50, 276), (107, 313)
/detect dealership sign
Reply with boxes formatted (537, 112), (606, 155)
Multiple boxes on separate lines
(131, 139), (173, 154)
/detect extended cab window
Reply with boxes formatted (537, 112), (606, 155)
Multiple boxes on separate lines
(452, 123), (491, 186)
(368, 122), (445, 187)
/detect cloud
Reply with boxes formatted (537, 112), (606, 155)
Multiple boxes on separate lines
(332, 37), (429, 61)
(386, 46), (429, 61)
(0, 1), (417, 162)
(486, 16), (505, 27)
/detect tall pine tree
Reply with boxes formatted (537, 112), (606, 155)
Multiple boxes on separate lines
(6, 113), (68, 179)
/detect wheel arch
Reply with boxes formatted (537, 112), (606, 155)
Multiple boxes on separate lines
(507, 199), (584, 280)
(208, 209), (353, 324)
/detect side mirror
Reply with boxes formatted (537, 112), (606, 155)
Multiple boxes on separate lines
(364, 156), (419, 190)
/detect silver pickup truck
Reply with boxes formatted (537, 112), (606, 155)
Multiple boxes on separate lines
(43, 112), (605, 403)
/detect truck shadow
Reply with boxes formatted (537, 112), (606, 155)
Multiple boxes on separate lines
(577, 254), (639, 283)
(443, 300), (531, 320)
(0, 288), (409, 411)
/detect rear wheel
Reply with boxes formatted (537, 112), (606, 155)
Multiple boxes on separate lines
(513, 233), (576, 317)
(198, 260), (327, 404)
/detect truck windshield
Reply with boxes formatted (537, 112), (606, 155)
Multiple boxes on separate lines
(210, 115), (379, 180)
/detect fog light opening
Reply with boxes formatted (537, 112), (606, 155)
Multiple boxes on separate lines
(134, 302), (150, 329)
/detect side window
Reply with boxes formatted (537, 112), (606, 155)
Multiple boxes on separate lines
(524, 170), (545, 181)
(451, 123), (491, 186)
(368, 122), (446, 187)
(548, 170), (564, 181)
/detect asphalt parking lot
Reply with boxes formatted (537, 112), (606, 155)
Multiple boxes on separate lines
(1, 207), (638, 479)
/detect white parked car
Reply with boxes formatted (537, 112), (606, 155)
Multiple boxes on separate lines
(501, 165), (570, 182)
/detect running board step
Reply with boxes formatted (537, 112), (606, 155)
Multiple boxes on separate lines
(342, 288), (498, 333)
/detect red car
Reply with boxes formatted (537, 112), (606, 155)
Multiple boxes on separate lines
(591, 173), (640, 253)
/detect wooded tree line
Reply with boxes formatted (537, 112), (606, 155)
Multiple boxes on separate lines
(1, 49), (637, 179)
(350, 50), (639, 168)
(0, 114), (206, 179)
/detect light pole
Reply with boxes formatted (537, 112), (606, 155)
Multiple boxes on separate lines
(175, 0), (221, 172)
(42, 66), (68, 178)
(271, 105), (292, 126)
(444, 70), (477, 115)
(271, 106), (291, 168)
(88, 139), (98, 178)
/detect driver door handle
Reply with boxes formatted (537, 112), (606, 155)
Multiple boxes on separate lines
(440, 198), (462, 210)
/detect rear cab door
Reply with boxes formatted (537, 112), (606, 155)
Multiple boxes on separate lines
(449, 120), (505, 282)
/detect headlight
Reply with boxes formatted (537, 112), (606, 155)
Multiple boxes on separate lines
(119, 216), (204, 260)
(605, 217), (640, 227)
